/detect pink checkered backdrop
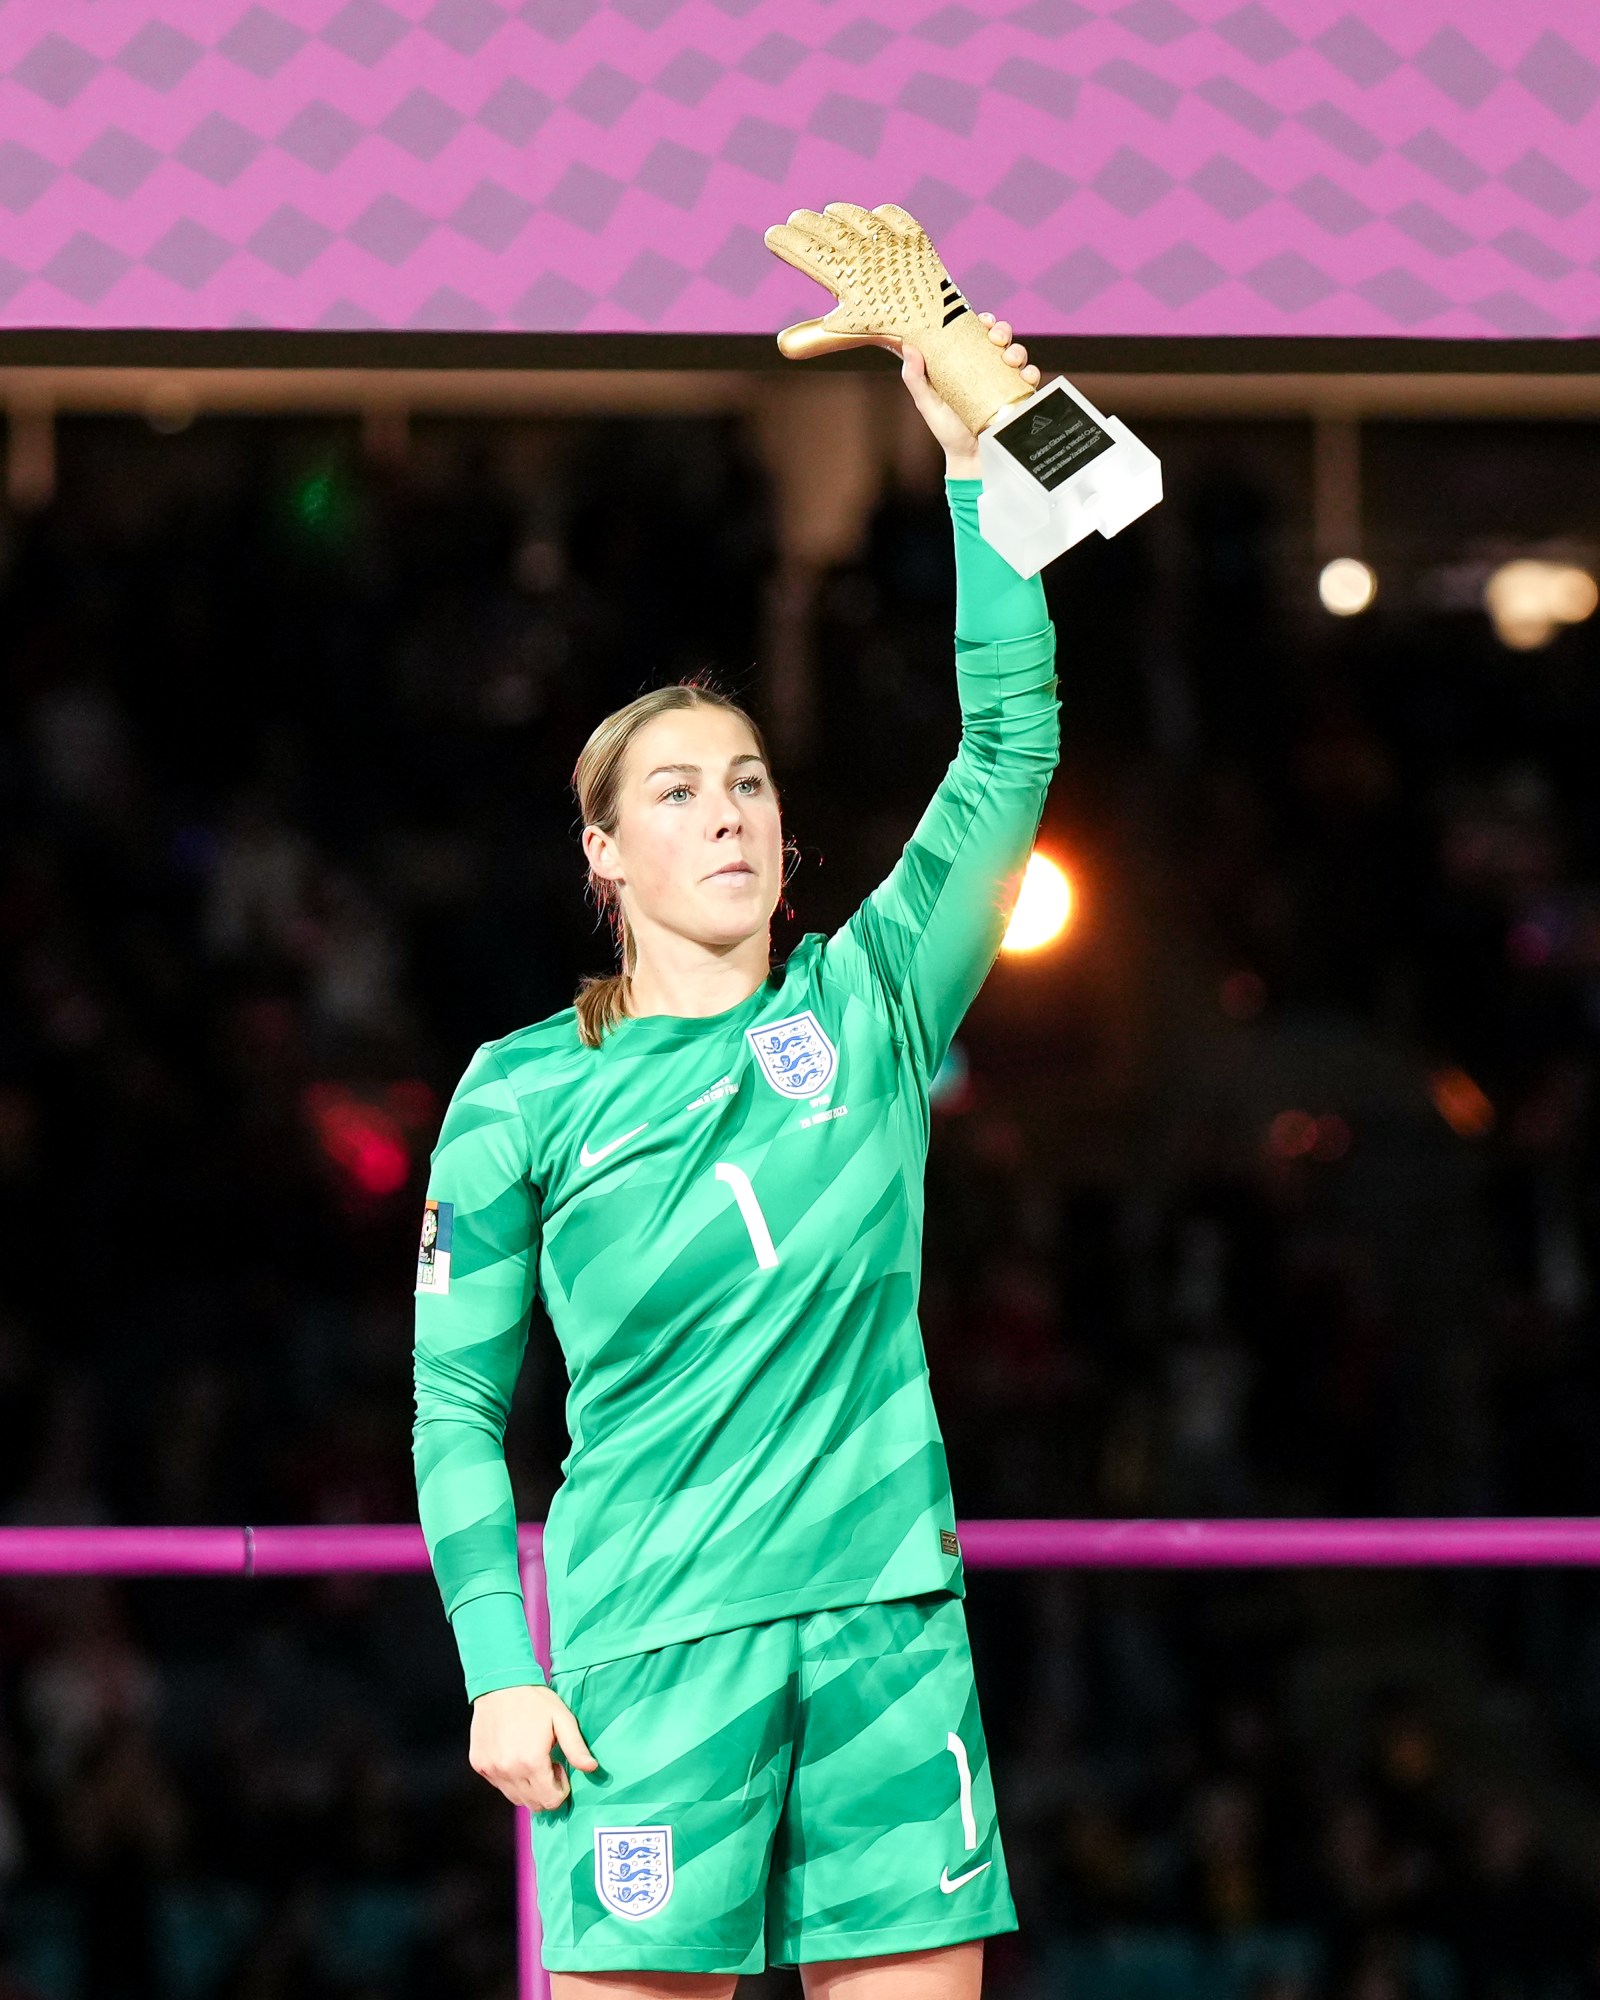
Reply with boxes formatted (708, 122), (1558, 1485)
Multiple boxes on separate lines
(0, 0), (1596, 336)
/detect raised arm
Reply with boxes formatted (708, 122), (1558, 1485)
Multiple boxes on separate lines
(820, 473), (1060, 1083)
(412, 1041), (546, 1703)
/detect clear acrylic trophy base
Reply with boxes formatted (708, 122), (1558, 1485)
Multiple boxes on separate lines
(975, 374), (1163, 578)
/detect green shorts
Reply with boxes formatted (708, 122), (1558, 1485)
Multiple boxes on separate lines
(529, 1589), (1017, 1975)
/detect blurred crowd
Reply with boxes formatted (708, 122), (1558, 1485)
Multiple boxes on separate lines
(0, 405), (1598, 1999)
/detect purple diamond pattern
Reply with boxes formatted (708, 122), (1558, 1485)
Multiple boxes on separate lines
(902, 175), (976, 239)
(0, 145), (58, 216)
(1414, 29), (1501, 112)
(987, 156), (1074, 227)
(410, 284), (494, 328)
(1313, 17), (1400, 91)
(1399, 128), (1489, 195)
(806, 93), (886, 157)
(74, 129), (164, 199)
(610, 248), (692, 321)
(1214, 5), (1297, 66)
(543, 161), (626, 231)
(278, 103), (365, 172)
(1502, 150), (1590, 219)
(636, 140), (713, 211)
(1187, 155), (1272, 220)
(1114, 1), (1196, 49)
(176, 115), (266, 187)
(1492, 228), (1573, 280)
(651, 50), (724, 107)
(824, 21), (895, 65)
(217, 8), (307, 79)
(1095, 60), (1181, 119)
(1292, 174), (1374, 237)
(991, 56), (1079, 121)
(347, 194), (433, 265)
(1035, 246), (1120, 310)
(566, 64), (641, 127)
(476, 78), (555, 143)
(0, 0), (1593, 335)
(13, 36), (101, 110)
(1094, 147), (1175, 217)
(897, 73), (982, 136)
(1136, 242), (1225, 306)
(115, 21), (205, 91)
(379, 90), (467, 161)
(322, 1), (411, 67)
(703, 223), (770, 295)
(450, 180), (534, 250)
(509, 271), (592, 328)
(1246, 251), (1338, 312)
(424, 0), (508, 57)
(1515, 33), (1600, 126)
(1356, 268), (1450, 326)
(1011, 0), (1092, 35)
(42, 233), (132, 304)
(519, 0), (598, 40)
(146, 218), (233, 289)
(1297, 101), (1383, 164)
(738, 34), (808, 84)
(721, 116), (794, 182)
(913, 8), (986, 51)
(1195, 74), (1281, 138)
(249, 206), (335, 276)
(1388, 202), (1473, 259)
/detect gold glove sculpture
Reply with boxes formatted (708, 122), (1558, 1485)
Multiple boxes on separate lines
(762, 201), (1036, 441)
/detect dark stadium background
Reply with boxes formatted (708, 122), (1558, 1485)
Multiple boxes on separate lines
(1, 386), (1599, 1999)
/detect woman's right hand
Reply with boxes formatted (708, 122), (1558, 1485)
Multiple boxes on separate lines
(469, 1684), (599, 1810)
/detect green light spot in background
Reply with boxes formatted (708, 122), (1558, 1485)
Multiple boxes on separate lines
(289, 462), (358, 548)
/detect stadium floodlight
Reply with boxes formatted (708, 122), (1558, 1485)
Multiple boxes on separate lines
(1318, 556), (1378, 616)
(1001, 851), (1073, 953)
(1484, 559), (1599, 650)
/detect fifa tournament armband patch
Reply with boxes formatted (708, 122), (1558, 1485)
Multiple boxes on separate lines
(416, 1199), (453, 1295)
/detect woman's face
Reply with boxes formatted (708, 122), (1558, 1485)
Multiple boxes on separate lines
(584, 705), (782, 955)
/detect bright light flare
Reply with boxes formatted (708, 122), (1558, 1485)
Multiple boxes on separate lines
(1484, 560), (1599, 650)
(1319, 557), (1378, 616)
(1001, 851), (1073, 953)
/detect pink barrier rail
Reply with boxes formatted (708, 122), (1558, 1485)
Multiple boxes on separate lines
(7, 1516), (1600, 1997)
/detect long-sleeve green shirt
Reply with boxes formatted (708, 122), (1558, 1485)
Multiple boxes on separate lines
(413, 475), (1058, 1703)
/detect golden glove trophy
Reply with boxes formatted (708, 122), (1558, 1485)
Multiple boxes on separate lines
(764, 201), (1162, 576)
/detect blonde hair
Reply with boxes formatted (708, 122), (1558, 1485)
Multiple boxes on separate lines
(571, 679), (788, 1049)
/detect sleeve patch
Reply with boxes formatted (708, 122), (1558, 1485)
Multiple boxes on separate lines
(416, 1198), (454, 1295)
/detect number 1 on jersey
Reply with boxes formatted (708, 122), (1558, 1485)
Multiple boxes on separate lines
(715, 1162), (779, 1270)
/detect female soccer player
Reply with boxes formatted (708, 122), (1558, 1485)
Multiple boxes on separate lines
(413, 313), (1056, 1999)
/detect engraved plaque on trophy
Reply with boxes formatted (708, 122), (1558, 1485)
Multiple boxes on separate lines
(765, 200), (1162, 576)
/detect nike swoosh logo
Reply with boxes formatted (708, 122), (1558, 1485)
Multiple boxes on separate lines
(940, 1862), (990, 1894)
(579, 1122), (648, 1167)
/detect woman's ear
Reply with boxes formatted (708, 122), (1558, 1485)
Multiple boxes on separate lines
(582, 824), (620, 884)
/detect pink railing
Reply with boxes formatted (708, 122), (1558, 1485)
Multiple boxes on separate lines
(6, 1517), (1600, 1998)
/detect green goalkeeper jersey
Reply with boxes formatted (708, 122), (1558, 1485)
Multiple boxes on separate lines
(414, 475), (1059, 1703)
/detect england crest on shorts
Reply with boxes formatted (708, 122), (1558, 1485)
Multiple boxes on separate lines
(595, 1826), (674, 1919)
(746, 1009), (837, 1098)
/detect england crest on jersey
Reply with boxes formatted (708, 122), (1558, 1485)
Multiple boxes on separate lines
(746, 1009), (837, 1098)
(595, 1826), (674, 1919)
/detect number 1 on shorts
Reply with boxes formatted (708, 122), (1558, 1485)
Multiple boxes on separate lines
(946, 1729), (978, 1849)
